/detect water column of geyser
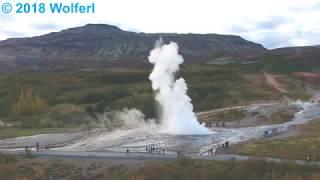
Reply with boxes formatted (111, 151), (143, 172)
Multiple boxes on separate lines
(148, 40), (212, 135)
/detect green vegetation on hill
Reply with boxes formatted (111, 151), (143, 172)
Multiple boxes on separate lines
(0, 128), (77, 139)
(0, 62), (318, 129)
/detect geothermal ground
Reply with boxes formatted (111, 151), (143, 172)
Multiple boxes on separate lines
(1, 101), (320, 157)
(1, 42), (320, 159)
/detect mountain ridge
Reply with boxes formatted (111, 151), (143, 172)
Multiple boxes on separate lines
(0, 24), (266, 73)
(1, 24), (320, 74)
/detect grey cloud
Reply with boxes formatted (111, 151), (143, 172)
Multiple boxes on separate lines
(255, 17), (289, 30)
(0, 14), (14, 23)
(252, 32), (291, 48)
(227, 16), (320, 48)
(230, 16), (290, 33)
(1, 30), (26, 40)
(241, 29), (320, 49)
(32, 23), (61, 30)
(229, 25), (248, 33)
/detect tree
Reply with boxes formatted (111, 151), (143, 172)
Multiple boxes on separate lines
(12, 88), (47, 115)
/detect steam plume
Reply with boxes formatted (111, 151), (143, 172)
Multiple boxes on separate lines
(148, 39), (211, 135)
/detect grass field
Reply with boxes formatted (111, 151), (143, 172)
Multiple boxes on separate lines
(0, 63), (316, 129)
(1, 153), (320, 180)
(0, 128), (78, 139)
(239, 119), (320, 160)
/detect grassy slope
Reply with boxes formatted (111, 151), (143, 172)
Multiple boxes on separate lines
(0, 128), (79, 139)
(1, 154), (320, 180)
(0, 59), (318, 128)
(239, 119), (320, 160)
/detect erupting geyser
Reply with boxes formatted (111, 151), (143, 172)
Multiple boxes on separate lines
(148, 39), (211, 135)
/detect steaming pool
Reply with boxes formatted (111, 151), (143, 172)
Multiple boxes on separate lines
(1, 101), (320, 155)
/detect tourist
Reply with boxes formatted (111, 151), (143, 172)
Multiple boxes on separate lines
(306, 154), (308, 161)
(126, 148), (130, 153)
(36, 142), (40, 151)
(25, 146), (28, 153)
(306, 153), (311, 161)
(225, 141), (229, 148)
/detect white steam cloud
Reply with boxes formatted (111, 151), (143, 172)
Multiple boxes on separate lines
(148, 39), (211, 135)
(98, 108), (155, 129)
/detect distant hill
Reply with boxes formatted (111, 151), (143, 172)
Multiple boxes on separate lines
(0, 24), (265, 73)
(255, 46), (320, 72)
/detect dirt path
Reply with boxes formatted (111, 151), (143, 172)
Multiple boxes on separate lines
(264, 72), (288, 93)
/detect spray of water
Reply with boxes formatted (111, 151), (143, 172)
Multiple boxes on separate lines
(148, 39), (211, 135)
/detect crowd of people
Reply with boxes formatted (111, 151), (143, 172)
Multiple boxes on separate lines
(146, 146), (165, 154)
(25, 142), (50, 153)
(216, 122), (226, 127)
(263, 128), (278, 137)
(125, 146), (166, 154)
(222, 141), (229, 148)
(201, 141), (230, 156)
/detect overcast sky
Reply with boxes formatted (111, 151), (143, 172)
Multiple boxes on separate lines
(1, 0), (320, 49)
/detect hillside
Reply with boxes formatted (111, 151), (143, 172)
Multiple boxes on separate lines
(0, 25), (320, 129)
(0, 24), (265, 73)
(208, 46), (320, 73)
(1, 24), (320, 75)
